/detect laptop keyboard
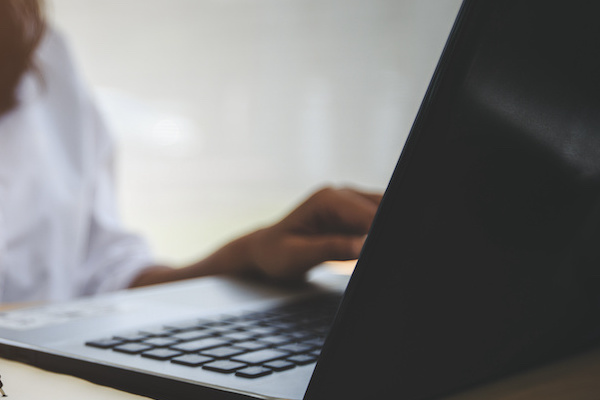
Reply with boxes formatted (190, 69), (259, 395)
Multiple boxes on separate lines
(85, 294), (340, 379)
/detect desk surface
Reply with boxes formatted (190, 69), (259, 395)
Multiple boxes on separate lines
(447, 346), (600, 400)
(0, 357), (146, 399)
(1, 265), (600, 400)
(2, 343), (600, 399)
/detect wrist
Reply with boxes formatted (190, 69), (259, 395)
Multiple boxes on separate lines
(184, 230), (264, 278)
(128, 229), (267, 288)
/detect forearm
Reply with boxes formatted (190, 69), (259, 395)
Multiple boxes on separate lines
(129, 187), (380, 288)
(129, 233), (259, 288)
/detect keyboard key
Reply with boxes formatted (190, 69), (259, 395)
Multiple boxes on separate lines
(141, 348), (184, 360)
(203, 360), (247, 374)
(286, 331), (313, 341)
(203, 321), (232, 328)
(246, 326), (280, 336)
(287, 354), (318, 365)
(113, 343), (154, 354)
(171, 354), (214, 367)
(303, 337), (326, 347)
(200, 346), (247, 359)
(278, 343), (314, 354)
(113, 332), (151, 342)
(263, 359), (296, 371)
(142, 337), (180, 347)
(232, 349), (289, 365)
(85, 338), (124, 349)
(171, 337), (230, 352)
(235, 366), (273, 378)
(234, 340), (269, 351)
(257, 335), (293, 346)
(220, 331), (258, 342)
(204, 326), (240, 334)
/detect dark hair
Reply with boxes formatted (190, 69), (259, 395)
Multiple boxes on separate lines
(0, 0), (46, 117)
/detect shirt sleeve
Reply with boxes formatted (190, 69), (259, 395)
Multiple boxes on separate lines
(78, 100), (156, 296)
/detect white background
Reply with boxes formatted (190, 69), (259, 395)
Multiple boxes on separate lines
(48, 0), (462, 265)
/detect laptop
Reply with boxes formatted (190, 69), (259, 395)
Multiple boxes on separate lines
(2, 0), (600, 399)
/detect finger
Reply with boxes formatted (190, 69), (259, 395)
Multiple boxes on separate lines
(316, 188), (380, 234)
(282, 235), (365, 276)
(342, 188), (383, 206)
(279, 187), (381, 237)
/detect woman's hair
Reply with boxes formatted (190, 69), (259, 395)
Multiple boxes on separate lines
(0, 0), (46, 117)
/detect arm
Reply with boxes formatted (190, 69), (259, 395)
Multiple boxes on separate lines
(129, 187), (382, 287)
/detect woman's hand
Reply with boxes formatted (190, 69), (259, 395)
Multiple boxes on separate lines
(245, 187), (382, 280)
(130, 187), (382, 287)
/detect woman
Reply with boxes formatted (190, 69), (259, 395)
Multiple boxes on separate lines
(0, 0), (380, 303)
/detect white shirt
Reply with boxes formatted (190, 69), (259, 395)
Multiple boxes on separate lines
(0, 30), (155, 303)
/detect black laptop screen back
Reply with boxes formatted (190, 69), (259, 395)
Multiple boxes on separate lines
(306, 1), (600, 399)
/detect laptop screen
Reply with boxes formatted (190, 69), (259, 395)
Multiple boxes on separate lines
(306, 1), (600, 399)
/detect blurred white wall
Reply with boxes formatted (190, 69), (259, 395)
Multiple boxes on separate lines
(48, 0), (462, 265)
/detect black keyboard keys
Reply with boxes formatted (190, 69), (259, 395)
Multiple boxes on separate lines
(232, 349), (289, 365)
(278, 343), (314, 354)
(85, 338), (124, 349)
(171, 337), (230, 353)
(84, 293), (341, 380)
(142, 337), (180, 347)
(200, 346), (247, 359)
(202, 360), (247, 373)
(142, 348), (184, 360)
(113, 343), (154, 354)
(287, 354), (318, 365)
(263, 359), (295, 371)
(171, 354), (214, 367)
(235, 366), (272, 378)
